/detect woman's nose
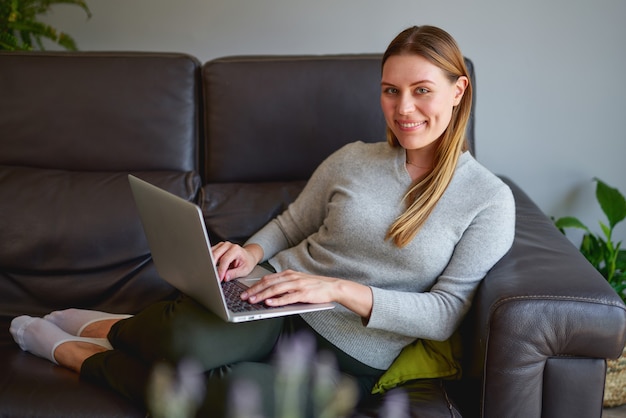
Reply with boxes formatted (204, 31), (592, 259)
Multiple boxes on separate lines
(398, 94), (415, 115)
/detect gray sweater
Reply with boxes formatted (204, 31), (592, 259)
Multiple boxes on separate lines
(246, 141), (515, 370)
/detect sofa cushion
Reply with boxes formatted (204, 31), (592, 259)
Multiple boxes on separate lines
(201, 181), (306, 244)
(0, 348), (145, 418)
(0, 167), (199, 271)
(371, 334), (462, 394)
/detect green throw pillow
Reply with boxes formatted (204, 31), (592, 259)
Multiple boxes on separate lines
(371, 332), (462, 394)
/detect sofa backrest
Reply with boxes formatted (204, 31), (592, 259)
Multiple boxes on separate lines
(202, 54), (475, 183)
(0, 52), (201, 172)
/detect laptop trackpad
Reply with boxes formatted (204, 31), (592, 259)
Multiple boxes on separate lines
(237, 277), (260, 288)
(237, 264), (274, 288)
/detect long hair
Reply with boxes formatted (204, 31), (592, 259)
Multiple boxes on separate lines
(384, 25), (473, 247)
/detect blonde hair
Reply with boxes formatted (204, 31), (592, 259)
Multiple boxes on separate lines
(383, 26), (473, 247)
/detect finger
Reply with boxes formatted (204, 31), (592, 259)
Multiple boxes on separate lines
(210, 241), (232, 260)
(215, 250), (239, 281)
(222, 263), (252, 282)
(263, 292), (303, 307)
(243, 275), (298, 303)
(211, 242), (242, 281)
(241, 273), (283, 297)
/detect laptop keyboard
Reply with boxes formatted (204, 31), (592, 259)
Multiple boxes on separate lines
(222, 280), (270, 313)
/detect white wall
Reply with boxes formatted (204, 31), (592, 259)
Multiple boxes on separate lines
(44, 0), (626, 242)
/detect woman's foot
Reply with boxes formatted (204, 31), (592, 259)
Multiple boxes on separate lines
(10, 316), (113, 371)
(44, 308), (131, 337)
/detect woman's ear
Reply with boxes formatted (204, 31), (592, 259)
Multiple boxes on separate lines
(453, 76), (469, 105)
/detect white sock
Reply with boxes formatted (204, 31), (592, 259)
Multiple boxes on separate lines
(44, 308), (131, 336)
(10, 315), (113, 365)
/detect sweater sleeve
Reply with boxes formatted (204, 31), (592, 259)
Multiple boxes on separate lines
(367, 183), (516, 341)
(245, 145), (345, 261)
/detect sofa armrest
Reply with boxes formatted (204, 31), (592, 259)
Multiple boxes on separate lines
(473, 177), (626, 417)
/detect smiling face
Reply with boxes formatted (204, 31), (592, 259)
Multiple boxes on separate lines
(380, 54), (468, 165)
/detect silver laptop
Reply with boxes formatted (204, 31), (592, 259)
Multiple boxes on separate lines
(128, 175), (334, 322)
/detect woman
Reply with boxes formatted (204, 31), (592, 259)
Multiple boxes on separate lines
(10, 25), (515, 413)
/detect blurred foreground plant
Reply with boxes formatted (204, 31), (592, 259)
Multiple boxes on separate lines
(147, 359), (206, 418)
(148, 331), (414, 417)
(228, 331), (360, 418)
(275, 332), (359, 418)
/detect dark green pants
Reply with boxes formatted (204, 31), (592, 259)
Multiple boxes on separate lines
(80, 295), (383, 416)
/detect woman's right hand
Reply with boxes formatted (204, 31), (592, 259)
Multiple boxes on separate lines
(211, 242), (264, 282)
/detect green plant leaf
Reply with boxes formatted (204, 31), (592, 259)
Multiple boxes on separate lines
(10, 20), (55, 47)
(599, 221), (614, 247)
(594, 178), (626, 229)
(580, 233), (605, 271)
(617, 249), (626, 271)
(613, 280), (626, 292)
(0, 30), (21, 50)
(56, 31), (77, 50)
(612, 274), (626, 303)
(554, 178), (626, 304)
(36, 0), (92, 18)
(0, 0), (90, 50)
(554, 216), (590, 233)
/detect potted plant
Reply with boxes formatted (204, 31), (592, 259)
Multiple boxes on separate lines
(0, 0), (91, 51)
(554, 178), (626, 408)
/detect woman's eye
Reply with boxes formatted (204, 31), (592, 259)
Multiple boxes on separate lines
(416, 87), (430, 94)
(384, 87), (398, 94)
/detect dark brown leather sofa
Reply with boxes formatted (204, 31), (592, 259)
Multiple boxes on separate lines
(1, 51), (625, 418)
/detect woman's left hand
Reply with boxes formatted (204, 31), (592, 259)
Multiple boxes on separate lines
(241, 270), (374, 319)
